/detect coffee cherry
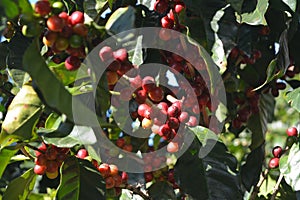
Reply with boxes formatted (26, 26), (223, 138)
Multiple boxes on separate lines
(35, 154), (47, 165)
(286, 136), (298, 148)
(106, 71), (118, 85)
(46, 171), (59, 179)
(272, 146), (283, 158)
(157, 102), (168, 112)
(73, 23), (88, 36)
(69, 11), (84, 26)
(43, 31), (58, 47)
(286, 127), (298, 137)
(167, 105), (180, 118)
(144, 172), (153, 182)
(268, 157), (279, 169)
(113, 48), (128, 62)
(161, 16), (174, 29)
(77, 149), (88, 159)
(52, 1), (64, 14)
(108, 60), (121, 72)
(159, 29), (171, 41)
(45, 148), (58, 160)
(54, 37), (69, 51)
(99, 46), (113, 62)
(58, 11), (69, 23)
(35, 0), (51, 16)
(105, 176), (115, 189)
(46, 160), (59, 173)
(109, 164), (119, 176)
(142, 118), (153, 129)
(121, 171), (128, 183)
(135, 89), (147, 104)
(167, 141), (179, 153)
(174, 3), (185, 13)
(34, 165), (46, 175)
(142, 76), (156, 92)
(148, 87), (164, 102)
(186, 116), (197, 127)
(69, 34), (83, 48)
(98, 163), (111, 178)
(138, 104), (151, 119)
(123, 144), (133, 152)
(47, 15), (64, 32)
(116, 138), (125, 148)
(159, 124), (172, 138)
(167, 117), (179, 129)
(154, 0), (168, 14)
(178, 111), (189, 123)
(65, 56), (81, 71)
(112, 175), (122, 187)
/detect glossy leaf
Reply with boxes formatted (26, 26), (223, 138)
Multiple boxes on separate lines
(131, 35), (143, 66)
(83, 0), (107, 20)
(0, 146), (19, 178)
(0, 0), (19, 19)
(0, 84), (43, 146)
(8, 69), (30, 88)
(148, 181), (176, 200)
(285, 87), (300, 112)
(237, 0), (268, 25)
(56, 157), (106, 200)
(105, 6), (135, 35)
(279, 143), (300, 191)
(18, 0), (33, 14)
(2, 168), (37, 200)
(241, 144), (265, 191)
(174, 140), (242, 199)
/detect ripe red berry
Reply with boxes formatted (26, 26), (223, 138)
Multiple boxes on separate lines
(178, 111), (189, 123)
(105, 176), (115, 189)
(186, 116), (197, 127)
(46, 160), (59, 173)
(159, 28), (171, 41)
(116, 138), (125, 148)
(112, 175), (122, 187)
(142, 76), (156, 92)
(35, 0), (51, 16)
(98, 163), (111, 178)
(159, 124), (172, 138)
(167, 105), (180, 118)
(174, 3), (185, 13)
(144, 172), (153, 182)
(138, 103), (151, 119)
(109, 164), (119, 176)
(113, 48), (128, 62)
(47, 15), (64, 32)
(69, 11), (84, 26)
(154, 0), (169, 14)
(268, 157), (279, 169)
(148, 87), (164, 102)
(272, 146), (282, 158)
(45, 148), (58, 160)
(65, 56), (81, 71)
(286, 127), (298, 137)
(77, 149), (88, 159)
(35, 154), (47, 165)
(99, 46), (113, 62)
(161, 16), (174, 29)
(121, 171), (128, 183)
(34, 165), (47, 175)
(157, 102), (168, 112)
(123, 144), (133, 152)
(73, 23), (88, 36)
(135, 89), (147, 104)
(43, 30), (58, 47)
(167, 117), (179, 129)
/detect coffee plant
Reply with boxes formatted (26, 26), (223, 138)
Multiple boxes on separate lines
(0, 0), (299, 199)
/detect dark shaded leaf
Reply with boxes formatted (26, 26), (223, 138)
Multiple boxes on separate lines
(0, 42), (8, 70)
(0, 0), (19, 19)
(148, 181), (176, 200)
(83, 0), (108, 20)
(2, 169), (37, 200)
(0, 146), (19, 178)
(241, 144), (265, 191)
(286, 80), (300, 89)
(18, 0), (33, 14)
(56, 157), (106, 200)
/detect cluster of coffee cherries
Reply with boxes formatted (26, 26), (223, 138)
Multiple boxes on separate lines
(154, 0), (186, 40)
(231, 88), (260, 129)
(269, 126), (299, 169)
(34, 143), (69, 179)
(99, 46), (136, 88)
(33, 0), (88, 71)
(229, 47), (262, 65)
(76, 149), (128, 197)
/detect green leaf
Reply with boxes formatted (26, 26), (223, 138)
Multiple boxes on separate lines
(56, 157), (106, 200)
(105, 6), (135, 35)
(0, 84), (43, 147)
(83, 0), (108, 20)
(148, 181), (176, 200)
(23, 40), (97, 126)
(2, 168), (37, 200)
(43, 126), (97, 147)
(0, 146), (19, 178)
(0, 0), (19, 19)
(131, 35), (143, 66)
(248, 93), (274, 150)
(279, 143), (300, 191)
(174, 140), (242, 199)
(237, 0), (268, 25)
(18, 0), (33, 14)
(285, 87), (300, 112)
(7, 69), (30, 88)
(189, 126), (218, 147)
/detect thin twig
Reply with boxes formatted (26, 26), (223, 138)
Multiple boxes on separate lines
(123, 183), (152, 200)
(270, 173), (284, 200)
(249, 168), (269, 200)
